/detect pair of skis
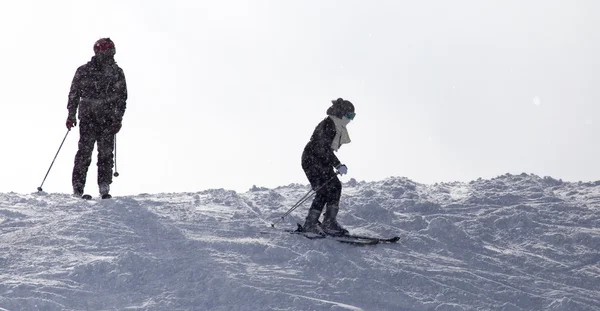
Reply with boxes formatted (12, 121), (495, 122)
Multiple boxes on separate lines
(286, 224), (400, 246)
(77, 194), (112, 200)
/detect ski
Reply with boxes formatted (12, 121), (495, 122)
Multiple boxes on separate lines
(286, 224), (396, 246)
(286, 229), (380, 245)
(295, 223), (400, 242)
(331, 233), (400, 243)
(76, 194), (112, 200)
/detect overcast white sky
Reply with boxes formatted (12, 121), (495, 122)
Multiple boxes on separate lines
(0, 0), (598, 196)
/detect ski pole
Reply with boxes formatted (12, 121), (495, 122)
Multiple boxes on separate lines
(271, 189), (316, 226)
(271, 173), (339, 228)
(113, 135), (119, 177)
(37, 129), (70, 192)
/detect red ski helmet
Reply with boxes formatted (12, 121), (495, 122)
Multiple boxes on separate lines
(93, 38), (115, 54)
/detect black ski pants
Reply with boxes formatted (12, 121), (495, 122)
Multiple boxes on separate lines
(302, 160), (341, 214)
(72, 120), (115, 192)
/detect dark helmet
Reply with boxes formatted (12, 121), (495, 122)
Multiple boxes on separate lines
(93, 38), (116, 55)
(327, 98), (355, 119)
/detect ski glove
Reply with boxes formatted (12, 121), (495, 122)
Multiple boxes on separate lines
(336, 164), (348, 175)
(66, 118), (77, 130)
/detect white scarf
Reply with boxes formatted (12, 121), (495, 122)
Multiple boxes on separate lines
(329, 116), (351, 151)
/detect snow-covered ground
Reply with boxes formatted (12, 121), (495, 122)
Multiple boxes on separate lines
(1, 174), (599, 310)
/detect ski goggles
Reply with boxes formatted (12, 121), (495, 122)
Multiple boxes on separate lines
(345, 112), (356, 120)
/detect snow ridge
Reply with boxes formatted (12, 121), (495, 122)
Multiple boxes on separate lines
(1, 173), (599, 310)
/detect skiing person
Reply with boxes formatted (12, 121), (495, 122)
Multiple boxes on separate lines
(66, 38), (127, 199)
(301, 98), (355, 235)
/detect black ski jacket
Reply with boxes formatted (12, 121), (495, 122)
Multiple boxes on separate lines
(302, 117), (341, 169)
(67, 56), (127, 124)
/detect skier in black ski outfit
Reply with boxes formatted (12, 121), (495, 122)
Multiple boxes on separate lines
(66, 38), (127, 199)
(301, 98), (355, 235)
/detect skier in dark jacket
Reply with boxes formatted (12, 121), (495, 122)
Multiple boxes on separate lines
(301, 98), (355, 235)
(66, 38), (127, 199)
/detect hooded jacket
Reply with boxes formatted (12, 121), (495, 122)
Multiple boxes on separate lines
(302, 98), (355, 169)
(67, 56), (127, 124)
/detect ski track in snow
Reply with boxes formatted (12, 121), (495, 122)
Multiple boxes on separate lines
(0, 173), (599, 310)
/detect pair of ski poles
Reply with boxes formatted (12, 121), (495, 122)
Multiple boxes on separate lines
(271, 173), (338, 228)
(37, 130), (119, 192)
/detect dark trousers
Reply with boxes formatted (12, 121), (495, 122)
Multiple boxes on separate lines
(72, 120), (114, 191)
(302, 160), (341, 214)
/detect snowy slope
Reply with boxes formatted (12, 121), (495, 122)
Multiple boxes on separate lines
(1, 174), (599, 311)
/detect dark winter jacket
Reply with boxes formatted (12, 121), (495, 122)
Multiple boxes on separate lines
(67, 56), (127, 125)
(302, 117), (342, 169)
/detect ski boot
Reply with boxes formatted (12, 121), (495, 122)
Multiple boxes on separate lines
(99, 183), (112, 199)
(73, 187), (84, 198)
(302, 209), (325, 235)
(322, 204), (349, 236)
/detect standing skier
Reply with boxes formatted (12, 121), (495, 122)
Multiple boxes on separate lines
(301, 98), (355, 235)
(66, 38), (127, 199)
